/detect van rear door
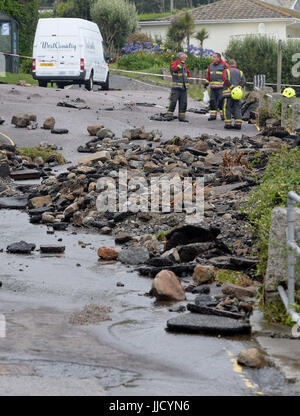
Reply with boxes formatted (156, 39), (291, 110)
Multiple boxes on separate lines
(56, 20), (80, 78)
(35, 20), (60, 77)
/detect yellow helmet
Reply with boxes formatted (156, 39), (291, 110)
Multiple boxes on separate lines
(282, 87), (296, 98)
(231, 86), (243, 100)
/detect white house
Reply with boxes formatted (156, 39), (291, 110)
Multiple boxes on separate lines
(138, 0), (300, 54)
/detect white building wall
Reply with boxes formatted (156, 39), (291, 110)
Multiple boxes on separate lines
(139, 21), (288, 54)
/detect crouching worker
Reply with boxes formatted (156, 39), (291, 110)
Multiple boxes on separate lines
(222, 59), (245, 130)
(165, 52), (190, 122)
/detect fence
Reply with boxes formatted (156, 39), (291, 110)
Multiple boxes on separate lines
(278, 191), (300, 325)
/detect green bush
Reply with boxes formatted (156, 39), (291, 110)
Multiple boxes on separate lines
(243, 146), (300, 277)
(225, 35), (300, 90)
(117, 51), (212, 72)
(117, 51), (172, 70)
(186, 54), (212, 71)
(20, 59), (33, 74)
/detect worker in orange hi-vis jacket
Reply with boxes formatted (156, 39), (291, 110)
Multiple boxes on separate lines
(165, 52), (191, 122)
(206, 52), (228, 121)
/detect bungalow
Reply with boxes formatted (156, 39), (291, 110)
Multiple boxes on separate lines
(138, 0), (300, 55)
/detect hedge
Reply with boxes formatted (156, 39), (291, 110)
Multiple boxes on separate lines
(225, 35), (300, 88)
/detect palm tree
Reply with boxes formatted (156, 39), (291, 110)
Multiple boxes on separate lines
(195, 28), (209, 48)
(179, 11), (195, 47)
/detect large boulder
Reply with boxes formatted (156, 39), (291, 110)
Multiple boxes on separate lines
(237, 348), (267, 369)
(151, 270), (186, 302)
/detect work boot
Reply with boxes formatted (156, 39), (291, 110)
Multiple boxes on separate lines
(179, 118), (189, 123)
(208, 117), (216, 121)
(224, 125), (234, 129)
(233, 125), (241, 130)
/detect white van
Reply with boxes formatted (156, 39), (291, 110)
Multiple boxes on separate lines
(32, 18), (109, 90)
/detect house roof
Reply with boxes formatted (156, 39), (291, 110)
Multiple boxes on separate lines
(156, 0), (300, 22)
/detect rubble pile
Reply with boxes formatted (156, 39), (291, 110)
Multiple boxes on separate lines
(2, 125), (298, 324)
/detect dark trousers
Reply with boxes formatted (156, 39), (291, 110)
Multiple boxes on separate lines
(209, 88), (224, 118)
(223, 96), (243, 126)
(167, 88), (187, 119)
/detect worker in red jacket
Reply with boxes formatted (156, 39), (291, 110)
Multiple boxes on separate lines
(206, 53), (228, 121)
(165, 52), (190, 122)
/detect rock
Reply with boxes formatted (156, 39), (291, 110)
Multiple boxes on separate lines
(194, 294), (216, 307)
(87, 125), (104, 136)
(118, 246), (150, 265)
(73, 211), (83, 226)
(238, 302), (253, 313)
(168, 305), (186, 313)
(11, 113), (36, 127)
(151, 270), (186, 302)
(98, 246), (119, 260)
(187, 303), (245, 320)
(7, 241), (36, 254)
(192, 285), (210, 294)
(78, 151), (111, 165)
(138, 264), (195, 278)
(100, 226), (112, 235)
(208, 256), (258, 271)
(222, 282), (257, 299)
(82, 216), (95, 227)
(97, 128), (115, 139)
(237, 348), (267, 369)
(43, 117), (55, 130)
(165, 224), (220, 251)
(0, 161), (10, 177)
(51, 128), (69, 134)
(42, 212), (55, 223)
(177, 242), (215, 262)
(28, 195), (52, 209)
(52, 222), (68, 231)
(193, 265), (216, 285)
(147, 257), (174, 267)
(115, 233), (133, 245)
(40, 245), (65, 254)
(167, 313), (251, 336)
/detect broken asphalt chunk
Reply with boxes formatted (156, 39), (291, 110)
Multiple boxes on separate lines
(7, 241), (36, 254)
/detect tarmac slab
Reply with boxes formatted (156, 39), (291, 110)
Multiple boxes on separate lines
(0, 197), (28, 209)
(10, 170), (41, 180)
(166, 313), (251, 336)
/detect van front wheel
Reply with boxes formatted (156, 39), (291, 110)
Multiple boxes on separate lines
(102, 73), (109, 91)
(85, 73), (94, 91)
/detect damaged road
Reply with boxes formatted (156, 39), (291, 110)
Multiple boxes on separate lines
(0, 75), (298, 396)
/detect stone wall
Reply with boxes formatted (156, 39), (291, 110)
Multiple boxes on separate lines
(265, 207), (300, 301)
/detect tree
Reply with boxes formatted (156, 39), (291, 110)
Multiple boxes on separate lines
(195, 28), (209, 48)
(167, 11), (194, 50)
(180, 11), (195, 46)
(0, 0), (39, 56)
(91, 0), (138, 56)
(54, 0), (95, 20)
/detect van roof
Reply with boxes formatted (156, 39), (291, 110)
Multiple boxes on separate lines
(37, 18), (101, 36)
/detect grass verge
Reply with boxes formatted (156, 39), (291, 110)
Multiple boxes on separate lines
(18, 147), (65, 165)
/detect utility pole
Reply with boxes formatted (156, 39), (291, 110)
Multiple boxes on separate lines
(277, 39), (282, 93)
(170, 0), (174, 12)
